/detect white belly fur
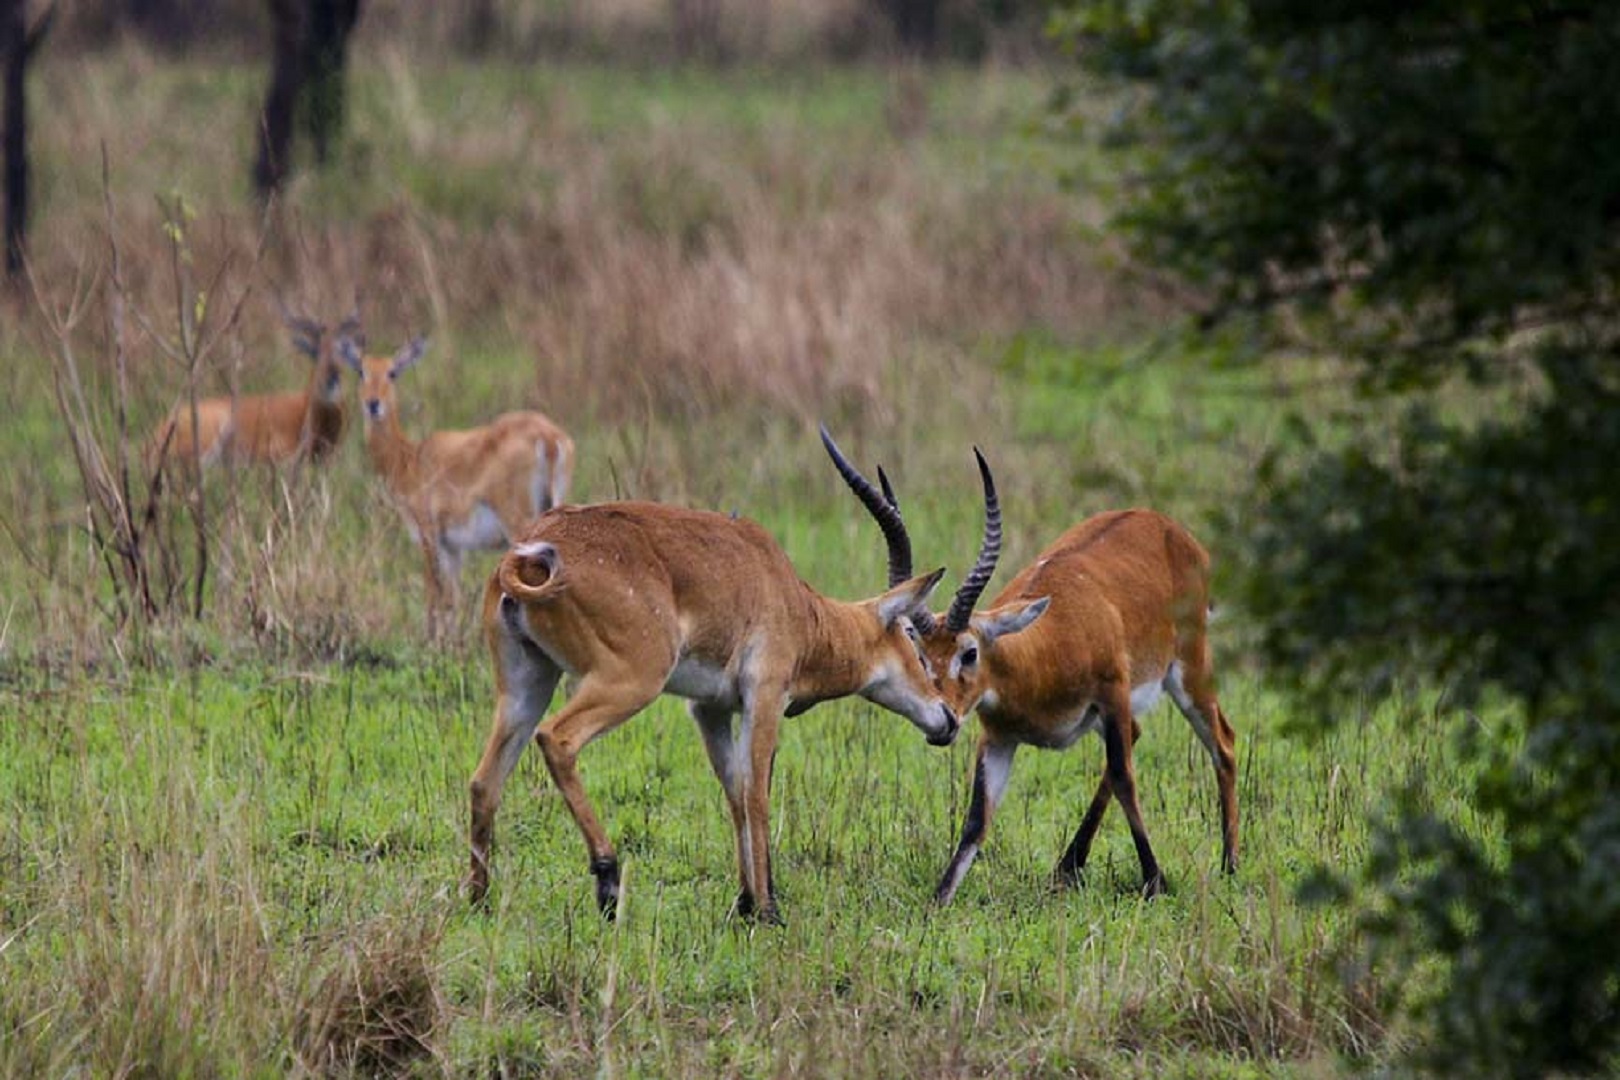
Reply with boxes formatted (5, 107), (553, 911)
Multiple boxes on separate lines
(1019, 671), (1172, 750)
(443, 503), (508, 553)
(664, 655), (740, 709)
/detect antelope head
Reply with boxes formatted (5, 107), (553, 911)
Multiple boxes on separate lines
(339, 333), (429, 423)
(821, 427), (1048, 721)
(277, 295), (362, 405)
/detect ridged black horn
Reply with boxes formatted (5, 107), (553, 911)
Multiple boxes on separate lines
(945, 447), (1001, 633)
(272, 292), (323, 345)
(819, 424), (913, 587)
(878, 466), (899, 510)
(335, 302), (364, 351)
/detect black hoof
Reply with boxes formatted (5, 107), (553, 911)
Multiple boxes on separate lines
(732, 889), (784, 926)
(1051, 865), (1086, 892)
(591, 856), (621, 920)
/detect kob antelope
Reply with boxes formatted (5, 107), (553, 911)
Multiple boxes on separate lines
(338, 334), (574, 634)
(466, 499), (958, 924)
(824, 432), (1238, 902)
(147, 303), (359, 477)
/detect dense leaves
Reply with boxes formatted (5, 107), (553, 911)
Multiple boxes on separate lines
(1065, 1), (1620, 385)
(1064, 0), (1620, 1072)
(1249, 351), (1620, 713)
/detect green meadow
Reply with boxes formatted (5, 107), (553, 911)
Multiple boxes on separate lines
(0, 47), (1473, 1076)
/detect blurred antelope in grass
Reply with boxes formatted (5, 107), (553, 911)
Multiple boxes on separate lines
(339, 333), (574, 636)
(823, 429), (1238, 903)
(146, 301), (359, 479)
(465, 495), (957, 925)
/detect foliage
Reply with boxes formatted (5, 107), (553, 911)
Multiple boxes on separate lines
(1258, 349), (1620, 1075)
(1063, 0), (1620, 1072)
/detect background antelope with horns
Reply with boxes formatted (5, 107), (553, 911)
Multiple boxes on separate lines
(145, 298), (360, 479)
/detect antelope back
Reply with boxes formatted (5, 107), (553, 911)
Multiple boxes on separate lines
(920, 509), (1209, 718)
(499, 503), (827, 666)
(493, 501), (950, 738)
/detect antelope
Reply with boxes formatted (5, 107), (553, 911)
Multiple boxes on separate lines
(465, 499), (959, 924)
(146, 303), (360, 478)
(338, 333), (574, 635)
(822, 429), (1238, 903)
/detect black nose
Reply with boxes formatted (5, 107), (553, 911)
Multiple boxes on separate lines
(927, 705), (959, 747)
(365, 400), (382, 419)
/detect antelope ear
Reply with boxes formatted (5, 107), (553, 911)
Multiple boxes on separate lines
(337, 336), (364, 372)
(876, 566), (946, 627)
(391, 335), (429, 375)
(973, 596), (1049, 642)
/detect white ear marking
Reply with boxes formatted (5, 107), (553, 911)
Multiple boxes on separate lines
(391, 335), (429, 375)
(974, 596), (1049, 642)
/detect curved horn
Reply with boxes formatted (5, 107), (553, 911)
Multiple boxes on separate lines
(272, 292), (324, 356)
(878, 466), (899, 510)
(945, 447), (1001, 633)
(819, 424), (913, 588)
(335, 299), (364, 350)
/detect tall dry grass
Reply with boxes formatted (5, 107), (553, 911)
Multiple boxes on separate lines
(2, 49), (1167, 666)
(59, 0), (1035, 65)
(522, 125), (1113, 425)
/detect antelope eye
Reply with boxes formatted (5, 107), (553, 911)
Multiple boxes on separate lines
(904, 623), (918, 642)
(960, 645), (978, 667)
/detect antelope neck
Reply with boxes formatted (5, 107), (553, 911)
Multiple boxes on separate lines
(790, 592), (880, 700)
(364, 414), (421, 491)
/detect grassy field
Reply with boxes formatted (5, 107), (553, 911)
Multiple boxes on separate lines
(0, 42), (1474, 1076)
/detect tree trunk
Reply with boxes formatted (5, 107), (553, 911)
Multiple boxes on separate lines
(253, 0), (305, 199)
(2, 0), (21, 278)
(128, 0), (191, 47)
(880, 0), (939, 57)
(671, 0), (722, 63)
(458, 0), (499, 56)
(302, 0), (360, 167)
(3, 0), (49, 279)
(254, 0), (361, 196)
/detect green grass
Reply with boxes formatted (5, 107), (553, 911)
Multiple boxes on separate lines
(2, 654), (1447, 1074)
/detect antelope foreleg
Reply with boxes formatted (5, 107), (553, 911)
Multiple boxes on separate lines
(933, 736), (1017, 906)
(693, 703), (754, 917)
(1054, 716), (1141, 888)
(740, 690), (785, 924)
(417, 529), (448, 638)
(1100, 695), (1165, 898)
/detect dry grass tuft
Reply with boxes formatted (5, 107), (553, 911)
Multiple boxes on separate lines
(295, 913), (448, 1077)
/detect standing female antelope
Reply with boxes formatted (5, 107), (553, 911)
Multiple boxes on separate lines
(823, 431), (1238, 903)
(338, 334), (574, 635)
(146, 303), (359, 478)
(466, 499), (959, 925)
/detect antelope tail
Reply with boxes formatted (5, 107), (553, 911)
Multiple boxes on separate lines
(499, 541), (567, 603)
